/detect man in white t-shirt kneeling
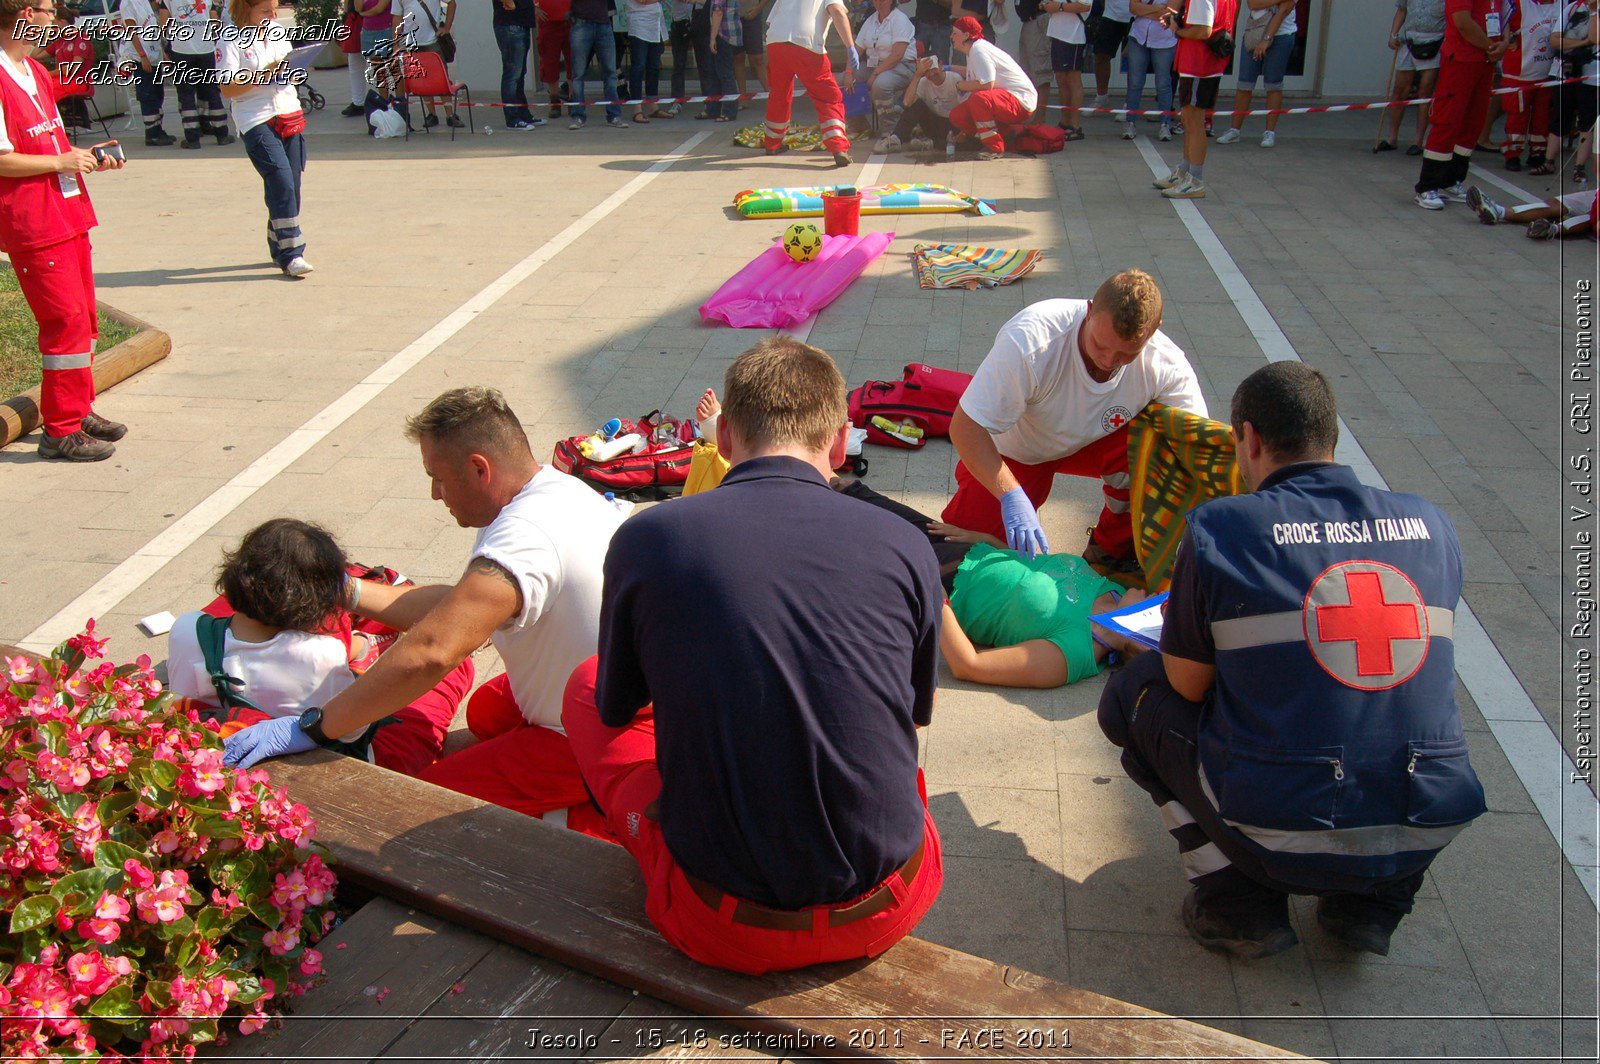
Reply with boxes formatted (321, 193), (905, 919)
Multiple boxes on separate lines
(942, 269), (1207, 573)
(224, 387), (627, 836)
(948, 16), (1038, 157)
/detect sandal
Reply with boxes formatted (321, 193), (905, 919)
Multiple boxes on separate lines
(632, 112), (650, 123)
(1528, 160), (1556, 175)
(714, 115), (731, 122)
(649, 107), (675, 119)
(1062, 126), (1085, 141)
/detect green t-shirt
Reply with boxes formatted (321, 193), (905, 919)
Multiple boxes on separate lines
(949, 543), (1122, 684)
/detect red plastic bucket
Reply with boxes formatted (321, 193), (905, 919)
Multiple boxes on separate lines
(822, 188), (861, 236)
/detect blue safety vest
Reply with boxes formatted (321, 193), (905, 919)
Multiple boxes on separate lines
(1187, 463), (1486, 887)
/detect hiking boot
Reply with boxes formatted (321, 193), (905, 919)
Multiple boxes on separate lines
(832, 150), (852, 167)
(765, 142), (790, 155)
(1182, 891), (1298, 960)
(144, 128), (176, 147)
(215, 131), (235, 146)
(80, 412), (127, 442)
(1315, 896), (1394, 957)
(39, 430), (114, 462)
(180, 137), (201, 150)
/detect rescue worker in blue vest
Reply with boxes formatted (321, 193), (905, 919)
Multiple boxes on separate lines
(1098, 362), (1486, 959)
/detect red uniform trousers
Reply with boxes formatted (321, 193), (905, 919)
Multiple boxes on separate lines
(948, 89), (1032, 153)
(537, 18), (571, 86)
(369, 657), (476, 777)
(1418, 57), (1493, 191)
(13, 233), (97, 437)
(764, 41), (849, 153)
(1502, 78), (1551, 157)
(561, 656), (944, 976)
(418, 672), (612, 838)
(940, 426), (1134, 559)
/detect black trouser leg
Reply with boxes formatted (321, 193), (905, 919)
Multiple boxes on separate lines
(837, 480), (972, 590)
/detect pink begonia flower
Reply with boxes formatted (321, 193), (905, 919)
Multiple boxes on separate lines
(260, 926), (300, 956)
(238, 1012), (269, 1036)
(65, 951), (122, 997)
(37, 944), (60, 966)
(298, 948), (323, 977)
(152, 829), (182, 855)
(210, 888), (243, 913)
(186, 747), (227, 795)
(135, 883), (187, 924)
(66, 620), (108, 658)
(76, 917), (121, 944)
(93, 892), (130, 922)
(6, 654), (36, 683)
(123, 858), (154, 890)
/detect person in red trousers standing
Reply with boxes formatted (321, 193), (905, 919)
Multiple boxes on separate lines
(0, 0), (125, 462)
(1415, 0), (1507, 209)
(763, 0), (856, 165)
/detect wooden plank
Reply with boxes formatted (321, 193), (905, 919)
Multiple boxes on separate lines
(208, 897), (494, 1062)
(259, 753), (1317, 1063)
(381, 940), (638, 1064)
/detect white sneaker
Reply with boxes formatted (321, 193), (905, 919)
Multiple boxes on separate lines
(873, 133), (901, 153)
(1467, 185), (1506, 224)
(1152, 166), (1186, 189)
(907, 136), (934, 151)
(1161, 176), (1207, 199)
(1158, 123), (1172, 142)
(1121, 122), (1136, 140)
(1094, 94), (1109, 118)
(284, 256), (313, 278)
(1440, 182), (1468, 203)
(1260, 130), (1276, 148)
(1215, 127), (1241, 144)
(1414, 189), (1446, 210)
(568, 117), (585, 130)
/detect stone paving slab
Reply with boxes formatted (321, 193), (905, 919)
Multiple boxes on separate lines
(3, 76), (1595, 1061)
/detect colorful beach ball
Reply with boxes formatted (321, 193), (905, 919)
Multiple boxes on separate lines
(782, 222), (824, 264)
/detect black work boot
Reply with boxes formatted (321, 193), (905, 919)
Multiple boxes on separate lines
(1316, 894), (1397, 957)
(1182, 890), (1298, 960)
(145, 127), (176, 147)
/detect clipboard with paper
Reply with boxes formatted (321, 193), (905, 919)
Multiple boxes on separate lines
(283, 44), (324, 75)
(1090, 592), (1170, 653)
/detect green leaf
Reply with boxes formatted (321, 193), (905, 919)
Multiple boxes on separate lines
(172, 933), (201, 972)
(247, 898), (282, 929)
(143, 979), (172, 1009)
(87, 983), (137, 1022)
(197, 815), (243, 839)
(51, 866), (116, 902)
(78, 695), (118, 725)
(146, 759), (180, 791)
(93, 836), (146, 870)
(195, 905), (238, 937)
(152, 914), (195, 941)
(95, 791), (139, 828)
(111, 662), (143, 678)
(8, 893), (59, 933)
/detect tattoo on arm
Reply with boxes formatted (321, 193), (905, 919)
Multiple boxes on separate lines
(466, 557), (525, 617)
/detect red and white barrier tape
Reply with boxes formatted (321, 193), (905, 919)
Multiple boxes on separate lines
(423, 73), (1586, 119)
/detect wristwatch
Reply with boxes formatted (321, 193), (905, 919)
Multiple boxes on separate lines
(297, 706), (335, 746)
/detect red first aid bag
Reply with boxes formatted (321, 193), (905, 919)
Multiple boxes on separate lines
(551, 437), (695, 498)
(848, 362), (973, 447)
(1016, 124), (1066, 155)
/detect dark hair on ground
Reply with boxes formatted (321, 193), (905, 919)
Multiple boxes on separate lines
(1230, 362), (1339, 462)
(404, 386), (532, 461)
(722, 337), (848, 451)
(217, 519), (348, 632)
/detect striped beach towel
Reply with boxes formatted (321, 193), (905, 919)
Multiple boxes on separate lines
(1128, 403), (1244, 592)
(911, 242), (1041, 290)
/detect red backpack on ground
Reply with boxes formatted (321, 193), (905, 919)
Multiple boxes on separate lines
(550, 412), (698, 499)
(1016, 124), (1066, 155)
(848, 362), (974, 448)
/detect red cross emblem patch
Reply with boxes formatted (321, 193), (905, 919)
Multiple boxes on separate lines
(1101, 406), (1134, 434)
(1303, 561), (1430, 691)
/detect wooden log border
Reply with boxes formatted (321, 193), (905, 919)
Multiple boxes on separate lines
(0, 297), (171, 449)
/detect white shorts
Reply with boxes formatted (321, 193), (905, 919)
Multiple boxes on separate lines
(1396, 37), (1443, 73)
(1018, 16), (1053, 84)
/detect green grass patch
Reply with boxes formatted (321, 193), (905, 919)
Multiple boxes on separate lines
(0, 266), (138, 398)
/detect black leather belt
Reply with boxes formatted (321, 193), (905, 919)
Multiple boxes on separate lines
(684, 838), (926, 932)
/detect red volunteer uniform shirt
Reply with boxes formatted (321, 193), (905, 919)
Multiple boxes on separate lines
(1175, 0), (1239, 79)
(0, 54), (94, 254)
(1444, 0), (1498, 63)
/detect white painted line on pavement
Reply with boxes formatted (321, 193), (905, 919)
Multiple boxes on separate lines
(1467, 162), (1563, 206)
(21, 131), (716, 654)
(1134, 137), (1600, 907)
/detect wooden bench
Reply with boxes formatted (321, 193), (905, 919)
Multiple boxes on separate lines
(261, 752), (1314, 1062)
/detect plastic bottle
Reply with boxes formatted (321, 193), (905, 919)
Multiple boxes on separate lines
(603, 491), (634, 516)
(600, 417), (624, 441)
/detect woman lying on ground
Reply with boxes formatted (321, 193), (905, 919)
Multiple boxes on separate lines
(165, 518), (472, 776)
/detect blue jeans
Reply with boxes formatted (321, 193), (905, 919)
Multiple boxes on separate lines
(494, 23), (533, 125)
(242, 123), (306, 268)
(569, 18), (619, 122)
(1236, 32), (1294, 90)
(1123, 37), (1174, 124)
(701, 38), (738, 119)
(629, 36), (663, 101)
(914, 20), (951, 63)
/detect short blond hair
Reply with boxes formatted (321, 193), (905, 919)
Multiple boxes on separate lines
(1092, 269), (1164, 341)
(404, 386), (531, 460)
(722, 339), (847, 452)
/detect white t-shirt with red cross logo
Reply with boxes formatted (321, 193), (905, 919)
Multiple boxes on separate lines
(958, 298), (1207, 466)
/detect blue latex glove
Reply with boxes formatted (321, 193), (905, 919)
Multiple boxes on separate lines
(1000, 486), (1049, 559)
(223, 716), (317, 769)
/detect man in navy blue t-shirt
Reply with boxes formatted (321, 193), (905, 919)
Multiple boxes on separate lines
(562, 338), (946, 975)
